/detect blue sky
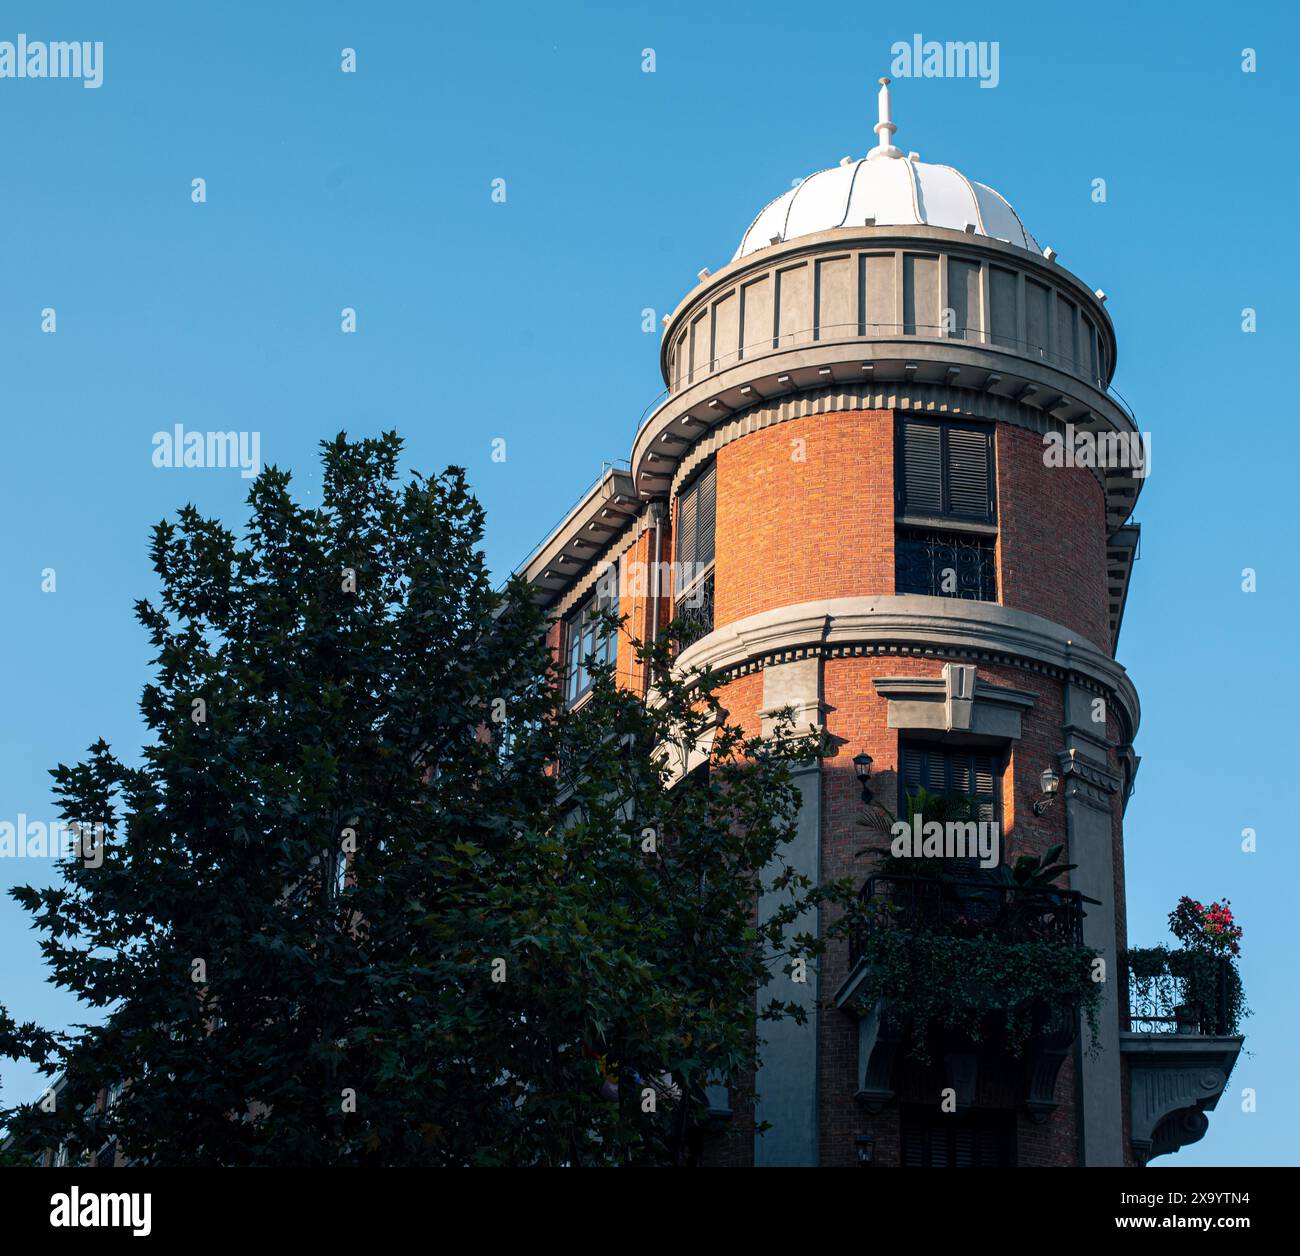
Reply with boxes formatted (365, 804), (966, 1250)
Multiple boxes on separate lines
(0, 1), (1294, 1165)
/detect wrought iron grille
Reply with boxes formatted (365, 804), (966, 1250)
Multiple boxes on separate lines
(895, 528), (996, 601)
(1120, 951), (1236, 1036)
(849, 873), (1085, 966)
(674, 569), (714, 642)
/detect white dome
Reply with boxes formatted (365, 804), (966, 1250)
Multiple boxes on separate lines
(734, 154), (1040, 262)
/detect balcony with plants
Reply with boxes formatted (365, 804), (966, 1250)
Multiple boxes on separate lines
(834, 788), (1102, 1121)
(1120, 896), (1247, 1164)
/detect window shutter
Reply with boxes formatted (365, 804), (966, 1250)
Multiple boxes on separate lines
(973, 752), (996, 822)
(901, 1107), (1016, 1167)
(947, 427), (992, 521)
(677, 486), (698, 572)
(902, 421), (943, 514)
(675, 463), (716, 583)
(695, 464), (717, 569)
(901, 745), (1000, 829)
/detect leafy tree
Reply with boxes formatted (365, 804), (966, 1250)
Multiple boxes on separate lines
(0, 433), (836, 1166)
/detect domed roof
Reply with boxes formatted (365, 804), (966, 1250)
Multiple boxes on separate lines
(733, 79), (1039, 262)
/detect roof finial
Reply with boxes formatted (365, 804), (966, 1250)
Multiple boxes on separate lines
(867, 76), (902, 160)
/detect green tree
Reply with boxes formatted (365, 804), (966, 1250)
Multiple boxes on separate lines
(1, 433), (836, 1166)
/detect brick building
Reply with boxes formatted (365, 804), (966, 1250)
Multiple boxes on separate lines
(516, 82), (1242, 1167)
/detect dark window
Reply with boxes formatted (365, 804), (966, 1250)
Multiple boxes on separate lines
(900, 743), (999, 822)
(564, 582), (618, 706)
(895, 528), (996, 601)
(676, 463), (716, 576)
(901, 1106), (1017, 1167)
(897, 419), (994, 524)
(900, 741), (1001, 872)
(674, 569), (714, 641)
(674, 463), (716, 638)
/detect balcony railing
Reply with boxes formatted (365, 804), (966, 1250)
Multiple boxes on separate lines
(849, 872), (1085, 966)
(895, 529), (996, 601)
(1120, 949), (1241, 1036)
(674, 569), (715, 643)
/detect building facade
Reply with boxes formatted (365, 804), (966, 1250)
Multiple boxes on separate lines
(517, 82), (1242, 1167)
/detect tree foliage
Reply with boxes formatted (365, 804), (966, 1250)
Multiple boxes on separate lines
(1, 433), (834, 1166)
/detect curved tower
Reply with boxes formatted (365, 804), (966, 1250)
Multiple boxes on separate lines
(519, 81), (1241, 1167)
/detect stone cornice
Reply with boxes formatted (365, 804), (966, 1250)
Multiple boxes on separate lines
(673, 595), (1140, 740)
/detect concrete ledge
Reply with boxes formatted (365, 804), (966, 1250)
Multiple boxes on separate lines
(674, 594), (1140, 739)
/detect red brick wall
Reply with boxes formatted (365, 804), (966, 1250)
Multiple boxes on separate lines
(699, 414), (1109, 658)
(996, 424), (1112, 653)
(818, 653), (1081, 1167)
(710, 411), (894, 630)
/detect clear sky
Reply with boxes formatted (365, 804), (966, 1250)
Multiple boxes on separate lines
(0, 1), (1294, 1166)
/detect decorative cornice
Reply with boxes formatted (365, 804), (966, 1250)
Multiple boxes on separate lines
(872, 664), (1037, 740)
(674, 595), (1140, 740)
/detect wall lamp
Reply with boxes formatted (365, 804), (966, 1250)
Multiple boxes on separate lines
(1032, 766), (1061, 816)
(855, 1135), (876, 1166)
(853, 752), (874, 804)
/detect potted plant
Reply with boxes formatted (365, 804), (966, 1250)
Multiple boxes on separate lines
(1167, 897), (1243, 1034)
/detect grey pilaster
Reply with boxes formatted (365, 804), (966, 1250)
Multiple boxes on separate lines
(1058, 687), (1124, 1165)
(754, 660), (822, 1166)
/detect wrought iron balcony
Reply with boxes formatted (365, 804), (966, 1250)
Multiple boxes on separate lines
(895, 528), (996, 601)
(849, 872), (1085, 966)
(1120, 948), (1243, 1037)
(674, 569), (715, 642)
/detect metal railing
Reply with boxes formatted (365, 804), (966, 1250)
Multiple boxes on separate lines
(636, 319), (1141, 438)
(1120, 950), (1237, 1036)
(849, 872), (1085, 966)
(673, 569), (715, 643)
(895, 529), (996, 602)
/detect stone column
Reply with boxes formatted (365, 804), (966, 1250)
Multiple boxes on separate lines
(1059, 682), (1124, 1165)
(753, 659), (822, 1166)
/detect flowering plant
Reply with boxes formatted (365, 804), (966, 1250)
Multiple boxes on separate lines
(1168, 896), (1242, 957)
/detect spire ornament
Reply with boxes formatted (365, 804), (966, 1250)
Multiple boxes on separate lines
(867, 76), (902, 160)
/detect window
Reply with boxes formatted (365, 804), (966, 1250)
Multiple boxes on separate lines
(564, 582), (618, 706)
(900, 742), (999, 822)
(675, 462), (716, 577)
(896, 419), (997, 601)
(674, 463), (716, 638)
(900, 740), (1001, 872)
(896, 419), (994, 525)
(901, 1105), (1016, 1167)
(895, 529), (996, 601)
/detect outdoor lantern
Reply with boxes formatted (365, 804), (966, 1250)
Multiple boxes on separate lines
(852, 752), (874, 804)
(854, 1135), (875, 1166)
(1033, 766), (1061, 816)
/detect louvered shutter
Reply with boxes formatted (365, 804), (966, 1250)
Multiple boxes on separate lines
(901, 421), (943, 514)
(902, 1107), (1016, 1167)
(695, 464), (717, 568)
(947, 426), (993, 521)
(972, 752), (996, 822)
(675, 463), (716, 585)
(900, 744), (1001, 869)
(677, 484), (698, 573)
